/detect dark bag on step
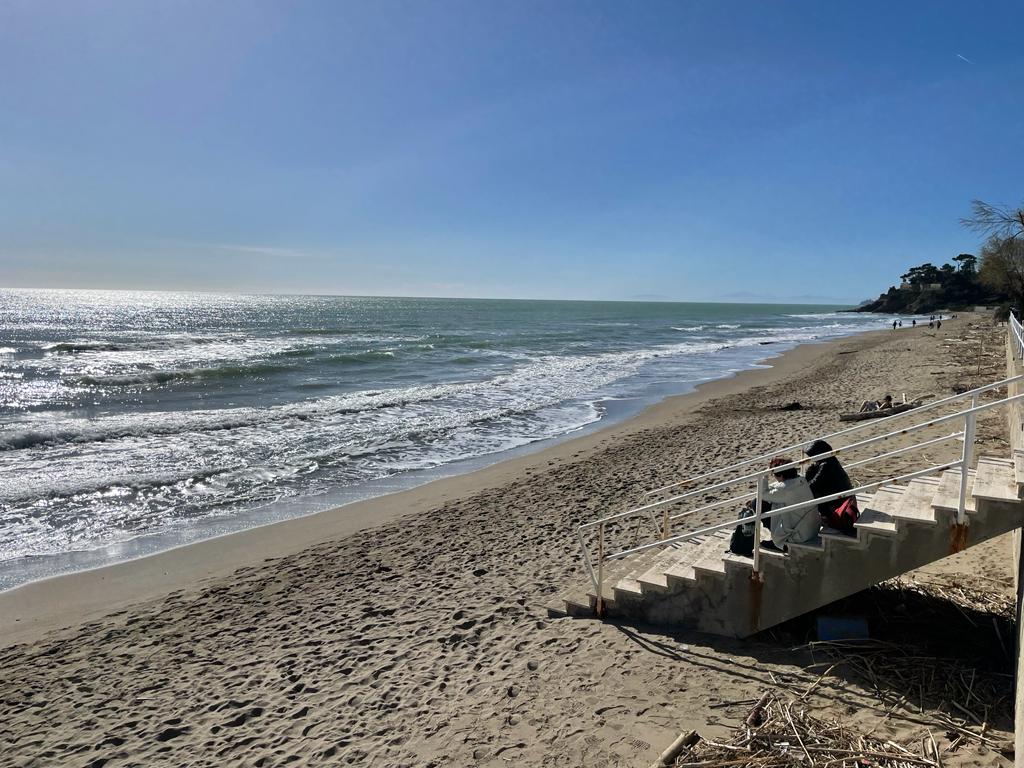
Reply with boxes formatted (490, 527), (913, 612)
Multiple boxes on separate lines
(729, 521), (754, 556)
(729, 502), (767, 556)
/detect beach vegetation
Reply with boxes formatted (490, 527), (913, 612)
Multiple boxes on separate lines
(965, 198), (1024, 312)
(978, 235), (1024, 312)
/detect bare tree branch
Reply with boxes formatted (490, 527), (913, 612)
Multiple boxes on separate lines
(962, 199), (1024, 241)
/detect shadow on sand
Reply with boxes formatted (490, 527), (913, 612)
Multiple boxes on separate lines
(609, 579), (1015, 735)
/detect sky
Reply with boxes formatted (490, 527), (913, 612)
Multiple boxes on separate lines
(1, 1), (1022, 304)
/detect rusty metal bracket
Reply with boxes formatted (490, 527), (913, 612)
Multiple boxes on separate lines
(749, 570), (764, 634)
(949, 522), (969, 554)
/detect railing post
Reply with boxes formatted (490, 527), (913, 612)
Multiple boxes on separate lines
(752, 475), (765, 575)
(662, 507), (670, 540)
(958, 397), (978, 526)
(596, 523), (605, 618)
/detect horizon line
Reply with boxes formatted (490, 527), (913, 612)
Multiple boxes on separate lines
(0, 285), (859, 307)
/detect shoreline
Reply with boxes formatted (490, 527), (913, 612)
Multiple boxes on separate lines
(0, 328), (884, 648)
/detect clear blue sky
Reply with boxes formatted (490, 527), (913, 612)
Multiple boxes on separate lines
(2, 1), (1022, 303)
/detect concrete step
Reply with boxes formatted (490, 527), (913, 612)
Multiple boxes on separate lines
(786, 536), (824, 554)
(665, 531), (732, 585)
(723, 551), (755, 573)
(866, 485), (905, 516)
(973, 457), (1021, 504)
(692, 530), (731, 577)
(856, 492), (875, 509)
(571, 551), (652, 608)
(892, 478), (939, 525)
(822, 529), (863, 547)
(932, 469), (977, 514)
(854, 507), (898, 536)
(1014, 450), (1024, 486)
(635, 546), (693, 592)
(612, 549), (670, 598)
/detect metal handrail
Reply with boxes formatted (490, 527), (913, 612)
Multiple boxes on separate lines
(662, 430), (963, 526)
(1011, 314), (1024, 360)
(606, 460), (962, 562)
(580, 394), (1015, 531)
(578, 386), (1022, 615)
(642, 372), (1024, 498)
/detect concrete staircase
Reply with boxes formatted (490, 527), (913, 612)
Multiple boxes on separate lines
(551, 455), (1024, 637)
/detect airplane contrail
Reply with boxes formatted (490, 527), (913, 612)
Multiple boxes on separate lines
(956, 53), (973, 64)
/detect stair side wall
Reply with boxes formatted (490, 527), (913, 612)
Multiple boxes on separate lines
(1005, 332), (1024, 768)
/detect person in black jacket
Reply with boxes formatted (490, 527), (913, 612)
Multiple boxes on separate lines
(804, 439), (854, 531)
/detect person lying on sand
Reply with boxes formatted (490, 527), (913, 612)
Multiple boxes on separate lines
(859, 394), (893, 412)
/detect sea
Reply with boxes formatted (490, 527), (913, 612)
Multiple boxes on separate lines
(0, 289), (902, 590)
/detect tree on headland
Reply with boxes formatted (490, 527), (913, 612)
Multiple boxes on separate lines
(953, 253), (977, 276)
(965, 199), (1024, 311)
(978, 236), (1024, 311)
(900, 263), (942, 286)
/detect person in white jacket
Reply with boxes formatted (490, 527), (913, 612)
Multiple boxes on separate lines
(762, 456), (820, 550)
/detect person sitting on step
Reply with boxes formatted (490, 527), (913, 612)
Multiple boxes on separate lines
(761, 456), (819, 551)
(804, 439), (856, 535)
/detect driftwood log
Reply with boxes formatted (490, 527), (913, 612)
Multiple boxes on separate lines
(839, 401), (922, 422)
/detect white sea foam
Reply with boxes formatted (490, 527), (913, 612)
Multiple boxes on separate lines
(0, 289), (896, 570)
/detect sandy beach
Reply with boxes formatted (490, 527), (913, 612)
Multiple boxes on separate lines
(0, 315), (1015, 768)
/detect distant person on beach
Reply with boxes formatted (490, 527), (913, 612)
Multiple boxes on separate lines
(912, 319), (916, 327)
(898, 320), (902, 327)
(804, 440), (856, 534)
(936, 319), (941, 330)
(761, 456), (819, 551)
(859, 394), (893, 412)
(892, 320), (897, 330)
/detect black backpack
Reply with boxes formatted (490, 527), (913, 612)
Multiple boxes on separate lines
(729, 502), (770, 556)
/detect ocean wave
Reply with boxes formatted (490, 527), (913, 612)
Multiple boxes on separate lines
(324, 350), (397, 365)
(0, 347), (16, 355)
(2, 339), (720, 452)
(728, 323), (869, 350)
(39, 335), (236, 355)
(75, 362), (296, 387)
(285, 327), (360, 336)
(42, 341), (129, 354)
(271, 347), (319, 359)
(0, 458), (317, 506)
(715, 324), (741, 329)
(672, 326), (704, 332)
